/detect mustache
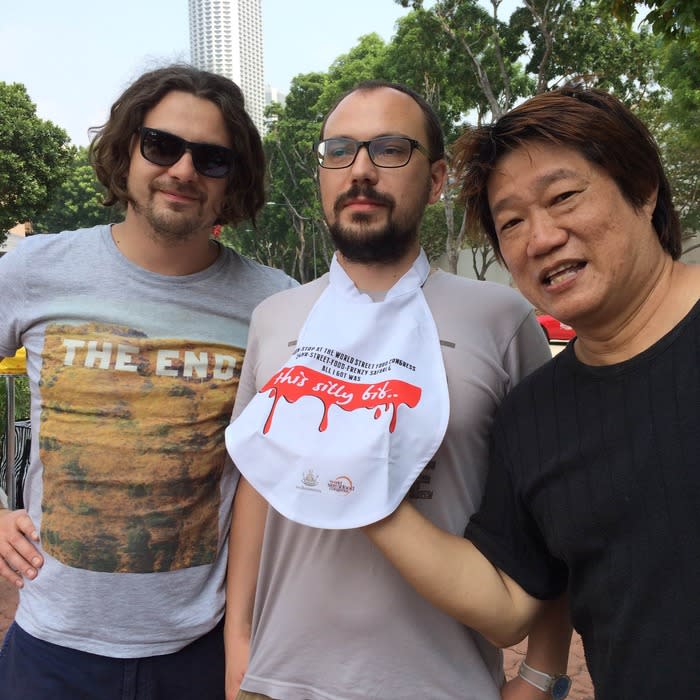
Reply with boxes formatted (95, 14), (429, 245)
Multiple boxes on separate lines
(333, 184), (394, 215)
(151, 178), (203, 200)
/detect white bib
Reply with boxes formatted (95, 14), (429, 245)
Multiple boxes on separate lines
(225, 250), (449, 528)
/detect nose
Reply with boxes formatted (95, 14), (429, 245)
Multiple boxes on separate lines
(166, 148), (198, 181)
(525, 210), (568, 257)
(348, 144), (379, 183)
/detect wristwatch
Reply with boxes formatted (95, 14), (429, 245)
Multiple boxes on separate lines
(518, 661), (572, 699)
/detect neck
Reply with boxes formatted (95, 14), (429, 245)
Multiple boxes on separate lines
(112, 214), (219, 276)
(336, 242), (422, 293)
(574, 258), (699, 365)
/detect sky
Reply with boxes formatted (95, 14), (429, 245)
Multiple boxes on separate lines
(1, 0), (424, 146)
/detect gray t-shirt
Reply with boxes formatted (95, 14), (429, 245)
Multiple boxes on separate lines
(233, 268), (551, 700)
(0, 225), (296, 657)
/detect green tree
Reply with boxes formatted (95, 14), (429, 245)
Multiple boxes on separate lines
(0, 83), (72, 243)
(517, 0), (660, 98)
(232, 36), (395, 281)
(228, 1), (688, 279)
(650, 29), (700, 253)
(394, 0), (663, 276)
(0, 376), (30, 423)
(602, 0), (699, 38)
(220, 73), (330, 280)
(33, 146), (121, 233)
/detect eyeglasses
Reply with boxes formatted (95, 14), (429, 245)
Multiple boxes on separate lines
(315, 136), (430, 169)
(138, 127), (234, 178)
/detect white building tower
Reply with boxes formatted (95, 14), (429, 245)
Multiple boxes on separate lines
(189, 0), (265, 134)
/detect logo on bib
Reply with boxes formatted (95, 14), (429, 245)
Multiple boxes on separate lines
(297, 469), (322, 493)
(301, 469), (319, 487)
(327, 475), (355, 495)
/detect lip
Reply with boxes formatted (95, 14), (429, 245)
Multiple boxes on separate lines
(540, 260), (587, 288)
(343, 198), (385, 210)
(157, 188), (200, 204)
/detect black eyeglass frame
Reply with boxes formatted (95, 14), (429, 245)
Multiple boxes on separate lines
(138, 127), (234, 178)
(315, 136), (431, 169)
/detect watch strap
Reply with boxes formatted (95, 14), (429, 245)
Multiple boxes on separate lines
(518, 661), (572, 698)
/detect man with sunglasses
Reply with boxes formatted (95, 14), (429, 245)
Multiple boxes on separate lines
(223, 81), (571, 700)
(0, 64), (295, 699)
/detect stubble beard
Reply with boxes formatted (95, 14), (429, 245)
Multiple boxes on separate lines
(130, 183), (213, 244)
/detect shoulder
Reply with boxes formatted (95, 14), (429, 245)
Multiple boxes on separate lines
(499, 350), (565, 414)
(252, 275), (328, 328)
(426, 270), (531, 314)
(0, 226), (106, 267)
(425, 270), (535, 336)
(244, 276), (329, 371)
(220, 247), (298, 290)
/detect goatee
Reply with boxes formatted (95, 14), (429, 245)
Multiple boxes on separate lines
(330, 183), (418, 264)
(329, 218), (418, 264)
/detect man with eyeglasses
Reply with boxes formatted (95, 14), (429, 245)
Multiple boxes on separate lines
(0, 64), (295, 699)
(224, 81), (571, 700)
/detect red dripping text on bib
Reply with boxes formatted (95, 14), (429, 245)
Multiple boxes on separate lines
(260, 365), (421, 434)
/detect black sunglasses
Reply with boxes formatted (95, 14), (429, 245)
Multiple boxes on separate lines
(138, 127), (234, 178)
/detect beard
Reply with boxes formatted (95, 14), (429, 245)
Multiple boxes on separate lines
(130, 179), (214, 243)
(329, 218), (418, 264)
(329, 184), (424, 264)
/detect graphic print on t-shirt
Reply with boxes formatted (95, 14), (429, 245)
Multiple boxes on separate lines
(39, 321), (244, 573)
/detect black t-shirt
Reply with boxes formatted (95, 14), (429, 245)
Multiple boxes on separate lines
(467, 300), (700, 699)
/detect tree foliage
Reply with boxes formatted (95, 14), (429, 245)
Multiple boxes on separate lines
(226, 0), (699, 280)
(32, 147), (121, 233)
(653, 30), (700, 249)
(602, 0), (700, 38)
(0, 83), (73, 243)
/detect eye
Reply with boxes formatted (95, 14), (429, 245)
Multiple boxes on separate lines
(320, 139), (355, 161)
(376, 139), (409, 157)
(552, 190), (577, 204)
(497, 218), (522, 236)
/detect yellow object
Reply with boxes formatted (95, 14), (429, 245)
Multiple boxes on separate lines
(0, 347), (27, 374)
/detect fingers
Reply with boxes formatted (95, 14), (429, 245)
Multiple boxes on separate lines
(14, 510), (40, 542)
(0, 509), (43, 588)
(0, 553), (26, 588)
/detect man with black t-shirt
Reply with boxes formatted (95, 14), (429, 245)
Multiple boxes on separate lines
(364, 87), (700, 700)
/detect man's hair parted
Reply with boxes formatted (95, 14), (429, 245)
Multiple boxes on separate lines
(89, 64), (266, 227)
(452, 86), (681, 261)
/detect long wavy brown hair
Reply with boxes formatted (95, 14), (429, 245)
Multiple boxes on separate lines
(89, 64), (265, 226)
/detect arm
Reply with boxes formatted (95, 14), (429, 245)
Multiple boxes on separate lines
(224, 476), (268, 700)
(501, 595), (572, 699)
(0, 507), (42, 587)
(1, 350), (41, 585)
(363, 500), (541, 647)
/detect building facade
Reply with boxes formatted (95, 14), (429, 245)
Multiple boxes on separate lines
(189, 0), (265, 134)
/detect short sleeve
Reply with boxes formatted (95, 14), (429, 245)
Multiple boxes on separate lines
(465, 412), (568, 600)
(502, 308), (552, 390)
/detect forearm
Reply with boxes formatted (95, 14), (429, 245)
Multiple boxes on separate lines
(501, 596), (572, 699)
(224, 476), (268, 698)
(523, 594), (572, 673)
(225, 476), (267, 638)
(364, 500), (540, 646)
